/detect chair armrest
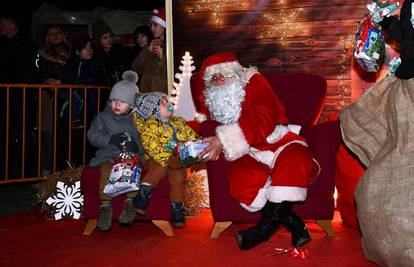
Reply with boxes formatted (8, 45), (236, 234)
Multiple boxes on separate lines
(293, 120), (341, 220)
(301, 120), (341, 195)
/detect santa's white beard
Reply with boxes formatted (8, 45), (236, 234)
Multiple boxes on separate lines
(204, 77), (246, 124)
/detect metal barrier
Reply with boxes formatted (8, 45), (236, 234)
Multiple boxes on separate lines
(0, 84), (110, 184)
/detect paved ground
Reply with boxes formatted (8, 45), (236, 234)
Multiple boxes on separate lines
(0, 182), (38, 217)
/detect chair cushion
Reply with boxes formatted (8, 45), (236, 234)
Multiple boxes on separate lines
(261, 72), (327, 127)
(80, 166), (171, 221)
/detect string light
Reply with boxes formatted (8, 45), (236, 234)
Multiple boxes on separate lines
(336, 35), (353, 109)
(258, 0), (303, 47)
(171, 52), (196, 110)
(187, 0), (245, 29)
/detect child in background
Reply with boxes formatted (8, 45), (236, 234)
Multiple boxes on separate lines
(132, 92), (198, 227)
(88, 71), (144, 232)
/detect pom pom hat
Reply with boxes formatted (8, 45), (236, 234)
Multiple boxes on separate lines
(109, 71), (139, 106)
(150, 7), (166, 28)
(135, 92), (169, 120)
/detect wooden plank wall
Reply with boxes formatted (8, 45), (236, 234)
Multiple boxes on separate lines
(173, 0), (370, 120)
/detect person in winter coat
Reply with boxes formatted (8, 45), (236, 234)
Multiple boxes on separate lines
(92, 20), (131, 85)
(88, 71), (144, 232)
(132, 8), (167, 93)
(132, 92), (199, 227)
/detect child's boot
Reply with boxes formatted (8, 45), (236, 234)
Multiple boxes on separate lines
(119, 198), (136, 228)
(171, 202), (185, 228)
(132, 183), (153, 215)
(98, 201), (112, 232)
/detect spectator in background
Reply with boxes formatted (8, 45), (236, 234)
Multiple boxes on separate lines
(132, 7), (167, 94)
(66, 37), (106, 85)
(0, 12), (37, 83)
(0, 11), (37, 178)
(36, 26), (72, 176)
(92, 20), (131, 85)
(131, 24), (153, 60)
(64, 37), (106, 124)
(132, 24), (153, 86)
(37, 26), (71, 84)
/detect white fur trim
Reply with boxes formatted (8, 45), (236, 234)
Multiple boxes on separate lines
(195, 113), (207, 123)
(266, 124), (301, 144)
(240, 178), (272, 212)
(248, 148), (276, 169)
(203, 61), (243, 81)
(150, 16), (166, 28)
(267, 186), (307, 203)
(216, 123), (250, 161)
(249, 140), (308, 169)
(241, 178), (307, 212)
(241, 67), (259, 84)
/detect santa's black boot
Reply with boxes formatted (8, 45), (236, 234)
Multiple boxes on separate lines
(235, 201), (290, 250)
(283, 208), (312, 248)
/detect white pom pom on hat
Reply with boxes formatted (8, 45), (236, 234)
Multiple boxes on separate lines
(150, 7), (166, 28)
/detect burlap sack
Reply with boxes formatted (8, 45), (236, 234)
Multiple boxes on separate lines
(340, 76), (414, 267)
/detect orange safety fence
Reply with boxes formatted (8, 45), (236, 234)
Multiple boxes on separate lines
(0, 84), (110, 184)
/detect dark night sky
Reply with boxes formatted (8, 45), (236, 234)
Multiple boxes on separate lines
(30, 1), (165, 11)
(2, 1), (165, 35)
(3, 1), (165, 15)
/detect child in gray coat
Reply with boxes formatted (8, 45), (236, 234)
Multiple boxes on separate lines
(88, 71), (144, 232)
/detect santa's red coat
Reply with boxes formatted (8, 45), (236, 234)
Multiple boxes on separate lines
(214, 72), (318, 211)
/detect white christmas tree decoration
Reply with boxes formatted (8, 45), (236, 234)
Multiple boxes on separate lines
(171, 52), (197, 121)
(46, 181), (84, 220)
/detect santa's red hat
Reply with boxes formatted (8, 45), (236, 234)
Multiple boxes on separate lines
(151, 7), (166, 28)
(200, 51), (243, 82)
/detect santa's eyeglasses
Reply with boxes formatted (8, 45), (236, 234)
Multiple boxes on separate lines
(208, 73), (233, 85)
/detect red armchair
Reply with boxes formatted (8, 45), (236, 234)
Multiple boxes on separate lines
(191, 72), (341, 238)
(80, 167), (174, 236)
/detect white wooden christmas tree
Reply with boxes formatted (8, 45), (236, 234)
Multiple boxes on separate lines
(171, 52), (197, 121)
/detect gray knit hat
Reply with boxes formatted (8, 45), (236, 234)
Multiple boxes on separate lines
(135, 92), (168, 120)
(109, 71), (139, 106)
(91, 20), (112, 40)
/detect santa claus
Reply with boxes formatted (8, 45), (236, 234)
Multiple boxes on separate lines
(198, 52), (319, 250)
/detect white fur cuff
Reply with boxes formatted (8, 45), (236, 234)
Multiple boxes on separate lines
(216, 123), (250, 161)
(241, 184), (307, 213)
(267, 186), (307, 203)
(195, 113), (207, 123)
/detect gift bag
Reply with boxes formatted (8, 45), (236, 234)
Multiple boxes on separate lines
(354, 15), (385, 72)
(177, 140), (209, 167)
(103, 152), (142, 197)
(367, 1), (400, 23)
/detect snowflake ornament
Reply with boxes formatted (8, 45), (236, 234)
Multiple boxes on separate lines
(46, 181), (84, 220)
